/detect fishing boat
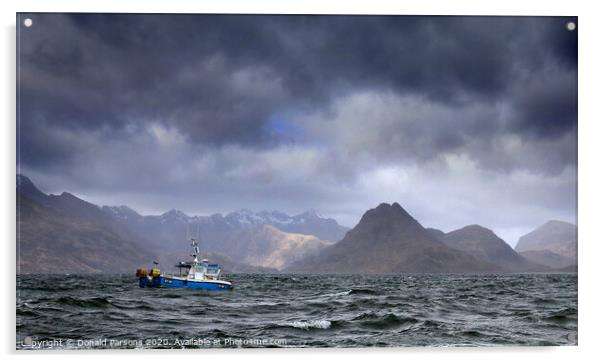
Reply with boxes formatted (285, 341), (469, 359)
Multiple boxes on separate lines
(135, 236), (233, 290)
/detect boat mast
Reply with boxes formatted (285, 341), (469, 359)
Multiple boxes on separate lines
(187, 224), (201, 263)
(191, 238), (200, 262)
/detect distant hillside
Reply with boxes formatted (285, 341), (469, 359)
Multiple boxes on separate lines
(103, 206), (348, 248)
(17, 194), (152, 273)
(224, 209), (349, 241)
(222, 224), (331, 269)
(17, 175), (145, 246)
(426, 228), (446, 241)
(17, 175), (341, 273)
(518, 250), (574, 270)
(102, 204), (348, 266)
(515, 220), (577, 268)
(288, 203), (498, 273)
(441, 225), (543, 272)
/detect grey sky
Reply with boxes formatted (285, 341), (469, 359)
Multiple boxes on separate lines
(17, 14), (577, 246)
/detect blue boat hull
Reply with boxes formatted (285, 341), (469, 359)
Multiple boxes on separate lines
(139, 276), (232, 290)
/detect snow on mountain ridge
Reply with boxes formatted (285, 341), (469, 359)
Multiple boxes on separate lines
(104, 206), (346, 235)
(101, 205), (141, 220)
(158, 209), (195, 224)
(222, 209), (330, 227)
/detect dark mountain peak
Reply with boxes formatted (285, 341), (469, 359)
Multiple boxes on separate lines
(17, 174), (35, 189)
(17, 174), (48, 203)
(440, 224), (544, 271)
(59, 191), (77, 199)
(444, 225), (505, 248)
(464, 224), (490, 231)
(16, 176), (106, 218)
(375, 202), (408, 214)
(363, 202), (415, 224)
(450, 224), (496, 237)
(375, 202), (392, 210)
(288, 202), (498, 273)
(51, 191), (100, 210)
(344, 202), (427, 246)
(391, 202), (403, 210)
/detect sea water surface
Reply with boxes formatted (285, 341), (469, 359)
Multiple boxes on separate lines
(16, 273), (577, 349)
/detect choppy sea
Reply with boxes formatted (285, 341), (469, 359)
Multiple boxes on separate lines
(16, 273), (577, 349)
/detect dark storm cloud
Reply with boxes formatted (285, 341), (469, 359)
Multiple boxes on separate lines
(17, 14), (577, 242)
(509, 70), (577, 140)
(19, 15), (576, 164)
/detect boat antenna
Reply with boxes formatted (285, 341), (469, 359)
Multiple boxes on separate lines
(189, 223), (200, 261)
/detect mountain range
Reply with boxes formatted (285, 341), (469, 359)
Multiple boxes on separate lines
(288, 203), (554, 273)
(288, 203), (498, 273)
(433, 225), (544, 272)
(16, 175), (577, 274)
(515, 220), (577, 270)
(16, 175), (345, 273)
(17, 188), (151, 273)
(101, 206), (348, 242)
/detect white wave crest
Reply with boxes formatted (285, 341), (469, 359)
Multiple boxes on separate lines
(289, 319), (332, 330)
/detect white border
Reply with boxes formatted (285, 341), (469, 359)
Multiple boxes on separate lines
(2, 1), (600, 362)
